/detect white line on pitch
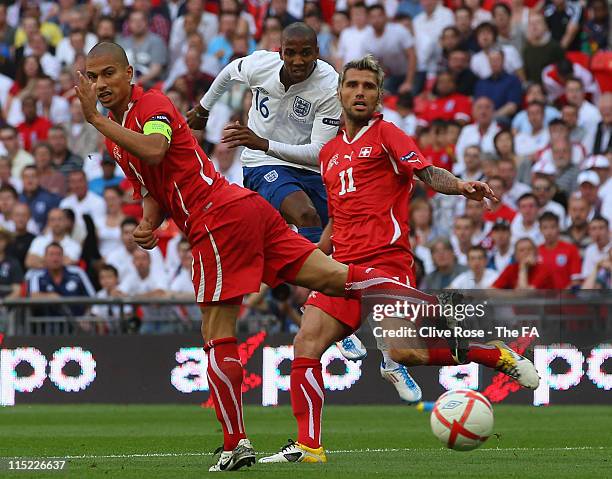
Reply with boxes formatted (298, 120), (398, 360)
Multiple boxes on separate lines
(0, 446), (607, 460)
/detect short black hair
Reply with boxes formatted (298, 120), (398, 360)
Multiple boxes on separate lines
(0, 184), (18, 199)
(590, 215), (610, 228)
(88, 41), (129, 68)
(468, 245), (488, 257)
(517, 192), (538, 205)
(281, 22), (318, 46)
(100, 263), (119, 277)
(367, 4), (385, 14)
(492, 2), (511, 16)
(121, 216), (138, 229)
(538, 211), (560, 225)
(45, 241), (64, 254)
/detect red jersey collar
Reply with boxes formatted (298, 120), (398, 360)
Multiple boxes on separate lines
(342, 112), (383, 144)
(109, 84), (145, 125)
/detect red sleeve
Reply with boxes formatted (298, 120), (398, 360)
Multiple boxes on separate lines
(379, 121), (431, 177)
(568, 244), (582, 281)
(493, 264), (516, 289)
(135, 92), (176, 128)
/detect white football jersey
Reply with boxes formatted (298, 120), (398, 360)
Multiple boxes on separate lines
(201, 50), (341, 172)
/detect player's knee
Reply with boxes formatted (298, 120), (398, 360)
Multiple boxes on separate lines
(291, 204), (321, 227)
(294, 326), (326, 358)
(389, 347), (427, 366)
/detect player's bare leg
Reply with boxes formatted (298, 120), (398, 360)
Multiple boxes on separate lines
(201, 305), (256, 472)
(260, 305), (349, 464)
(380, 314), (540, 390)
(279, 190), (322, 243)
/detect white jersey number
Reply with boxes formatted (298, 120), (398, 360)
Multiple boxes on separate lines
(338, 167), (356, 196)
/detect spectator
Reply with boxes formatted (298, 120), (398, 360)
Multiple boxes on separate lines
(483, 176), (517, 224)
(511, 193), (544, 245)
(363, 4), (415, 95)
(410, 197), (441, 246)
(454, 96), (500, 174)
(128, 0), (171, 43)
(118, 10), (168, 88)
(91, 264), (132, 328)
(563, 194), (593, 253)
(578, 170), (602, 215)
(514, 102), (551, 158)
(14, 11), (62, 50)
(465, 198), (491, 244)
(473, 48), (522, 121)
(469, 22), (523, 80)
(267, 0), (300, 28)
(6, 202), (35, 271)
(582, 247), (612, 289)
(0, 125), (34, 178)
(105, 216), (166, 281)
(592, 93), (612, 155)
(451, 215), (475, 265)
(88, 154), (124, 197)
(48, 125), (84, 176)
(532, 174), (567, 226)
(461, 145), (485, 182)
(0, 159), (21, 193)
(581, 215), (611, 278)
(170, 47), (215, 106)
(26, 207), (81, 269)
(565, 77), (601, 153)
(0, 227), (23, 298)
(211, 141), (243, 186)
(561, 103), (586, 145)
(95, 186), (126, 259)
(55, 6), (98, 65)
(304, 10), (333, 63)
(421, 237), (468, 289)
(169, 0), (218, 65)
(32, 142), (66, 196)
(27, 242), (94, 317)
(335, 3), (372, 69)
(487, 218), (513, 272)
(465, 0), (491, 27)
(538, 211), (582, 289)
(258, 15), (283, 53)
(413, 0), (454, 94)
(0, 4), (16, 76)
(66, 98), (100, 162)
(542, 58), (600, 104)
(21, 32), (61, 80)
(550, 137), (580, 195)
(511, 83), (561, 135)
(497, 157), (531, 209)
(19, 165), (61, 232)
(454, 7), (478, 52)
(492, 2), (523, 52)
(95, 16), (117, 44)
(522, 14), (564, 85)
(60, 170), (106, 229)
(207, 12), (254, 68)
(16, 95), (52, 152)
(34, 75), (70, 125)
(417, 71), (471, 125)
(493, 237), (557, 289)
(118, 248), (170, 334)
(583, 0), (609, 54)
(393, 92), (418, 136)
(544, 0), (584, 51)
(449, 245), (498, 288)
(3, 55), (43, 126)
(437, 26), (462, 72)
(447, 48), (478, 96)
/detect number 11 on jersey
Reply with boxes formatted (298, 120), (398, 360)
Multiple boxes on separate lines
(338, 167), (356, 196)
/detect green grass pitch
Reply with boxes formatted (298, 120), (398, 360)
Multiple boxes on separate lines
(0, 404), (610, 478)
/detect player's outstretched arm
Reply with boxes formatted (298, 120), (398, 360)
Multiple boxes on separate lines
(415, 166), (499, 204)
(187, 57), (249, 130)
(75, 72), (169, 166)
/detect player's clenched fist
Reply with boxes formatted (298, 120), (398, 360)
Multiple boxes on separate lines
(186, 104), (209, 130)
(133, 219), (158, 250)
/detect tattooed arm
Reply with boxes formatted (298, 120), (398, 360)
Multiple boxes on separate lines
(415, 166), (499, 203)
(415, 166), (462, 195)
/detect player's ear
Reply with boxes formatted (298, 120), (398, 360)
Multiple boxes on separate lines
(126, 65), (134, 83)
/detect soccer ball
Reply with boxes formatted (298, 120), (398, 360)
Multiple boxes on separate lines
(430, 389), (494, 451)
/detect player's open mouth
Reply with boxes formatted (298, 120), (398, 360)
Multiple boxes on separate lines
(353, 101), (367, 111)
(99, 92), (112, 101)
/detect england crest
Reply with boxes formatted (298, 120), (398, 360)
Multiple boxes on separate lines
(293, 96), (312, 117)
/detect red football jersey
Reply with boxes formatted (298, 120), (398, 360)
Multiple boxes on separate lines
(492, 262), (557, 289)
(105, 86), (252, 234)
(537, 241), (582, 289)
(320, 114), (431, 268)
(417, 93), (472, 124)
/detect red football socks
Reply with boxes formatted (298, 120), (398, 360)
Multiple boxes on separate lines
(205, 337), (246, 451)
(426, 342), (501, 368)
(291, 357), (325, 449)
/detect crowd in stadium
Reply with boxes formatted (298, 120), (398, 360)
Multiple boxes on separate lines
(0, 0), (612, 334)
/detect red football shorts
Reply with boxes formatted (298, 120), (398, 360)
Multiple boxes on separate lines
(188, 194), (316, 303)
(305, 260), (416, 333)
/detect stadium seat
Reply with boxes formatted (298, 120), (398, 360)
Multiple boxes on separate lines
(591, 51), (612, 92)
